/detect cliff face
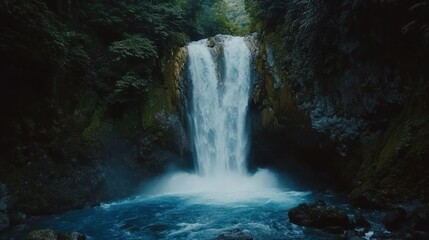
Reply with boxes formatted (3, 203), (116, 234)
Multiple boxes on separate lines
(0, 1), (190, 221)
(0, 48), (188, 222)
(249, 0), (429, 205)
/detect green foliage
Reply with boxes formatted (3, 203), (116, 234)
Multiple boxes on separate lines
(224, 0), (251, 35)
(168, 32), (190, 48)
(182, 0), (237, 38)
(109, 35), (157, 61)
(109, 71), (149, 103)
(245, 0), (289, 29)
(0, 0), (245, 169)
(85, 0), (238, 107)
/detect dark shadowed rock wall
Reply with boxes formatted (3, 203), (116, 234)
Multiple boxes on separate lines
(246, 0), (429, 205)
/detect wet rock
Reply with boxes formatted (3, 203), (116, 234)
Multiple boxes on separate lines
(354, 211), (371, 229)
(350, 189), (385, 210)
(26, 229), (86, 240)
(26, 229), (57, 240)
(381, 207), (407, 230)
(244, 33), (259, 57)
(216, 228), (253, 240)
(165, 46), (187, 107)
(148, 224), (169, 232)
(345, 230), (366, 240)
(324, 226), (344, 234)
(0, 183), (10, 230)
(261, 107), (278, 128)
(369, 231), (399, 240)
(60, 232), (86, 240)
(288, 200), (352, 230)
(207, 37), (216, 48)
(10, 211), (27, 225)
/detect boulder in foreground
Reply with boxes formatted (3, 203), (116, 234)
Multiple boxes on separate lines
(26, 229), (86, 240)
(216, 228), (253, 240)
(288, 200), (352, 230)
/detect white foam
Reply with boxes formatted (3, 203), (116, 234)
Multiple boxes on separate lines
(145, 169), (278, 194)
(168, 223), (207, 237)
(364, 231), (374, 240)
(141, 169), (310, 205)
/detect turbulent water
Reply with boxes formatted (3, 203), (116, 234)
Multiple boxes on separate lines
(187, 36), (252, 176)
(3, 191), (351, 240)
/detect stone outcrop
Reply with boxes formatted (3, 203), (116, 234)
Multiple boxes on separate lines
(288, 200), (352, 230)
(26, 229), (57, 240)
(381, 207), (407, 230)
(163, 47), (188, 108)
(249, 0), (429, 206)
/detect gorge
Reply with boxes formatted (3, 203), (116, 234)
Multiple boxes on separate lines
(1, 0), (429, 240)
(2, 35), (315, 240)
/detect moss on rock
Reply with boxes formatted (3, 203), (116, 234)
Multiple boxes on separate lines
(350, 112), (429, 206)
(288, 200), (352, 229)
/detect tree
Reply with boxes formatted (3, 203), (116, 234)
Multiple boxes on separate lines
(109, 35), (157, 61)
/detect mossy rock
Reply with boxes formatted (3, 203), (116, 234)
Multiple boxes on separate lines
(350, 113), (429, 205)
(288, 200), (352, 229)
(162, 47), (187, 108)
(381, 207), (407, 230)
(80, 109), (108, 151)
(26, 229), (57, 240)
(350, 186), (387, 210)
(142, 86), (174, 129)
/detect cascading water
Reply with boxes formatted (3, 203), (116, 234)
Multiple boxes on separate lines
(147, 35), (278, 194)
(187, 36), (252, 177)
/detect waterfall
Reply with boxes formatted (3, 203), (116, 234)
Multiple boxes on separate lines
(146, 36), (277, 195)
(187, 36), (252, 177)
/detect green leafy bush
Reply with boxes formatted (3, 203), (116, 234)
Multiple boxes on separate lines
(109, 35), (157, 61)
(109, 71), (148, 103)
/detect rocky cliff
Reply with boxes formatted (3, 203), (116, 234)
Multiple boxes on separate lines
(0, 48), (188, 225)
(247, 0), (429, 206)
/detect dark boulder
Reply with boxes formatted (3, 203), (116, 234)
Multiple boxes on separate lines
(369, 231), (399, 240)
(323, 226), (344, 234)
(9, 211), (27, 225)
(26, 229), (86, 240)
(288, 200), (352, 230)
(354, 211), (371, 229)
(147, 224), (169, 232)
(216, 228), (253, 240)
(26, 229), (57, 240)
(381, 207), (407, 230)
(59, 232), (86, 240)
(410, 206), (429, 231)
(345, 230), (366, 240)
